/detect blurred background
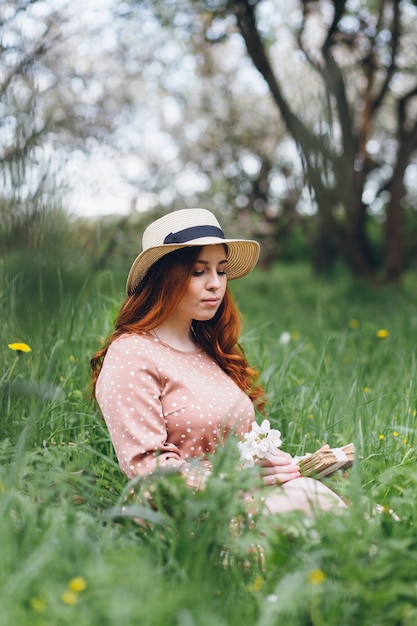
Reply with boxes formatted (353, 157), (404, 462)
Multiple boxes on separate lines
(2, 6), (417, 623)
(1, 0), (417, 295)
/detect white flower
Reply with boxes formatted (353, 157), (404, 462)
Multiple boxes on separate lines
(251, 419), (272, 437)
(279, 331), (291, 345)
(237, 440), (258, 467)
(238, 419), (283, 468)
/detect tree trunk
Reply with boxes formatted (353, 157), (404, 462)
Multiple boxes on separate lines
(385, 115), (417, 283)
(228, 0), (416, 283)
(385, 175), (404, 285)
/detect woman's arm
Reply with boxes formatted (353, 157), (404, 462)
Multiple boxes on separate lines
(96, 336), (190, 478)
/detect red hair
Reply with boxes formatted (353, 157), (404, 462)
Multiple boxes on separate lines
(90, 247), (265, 411)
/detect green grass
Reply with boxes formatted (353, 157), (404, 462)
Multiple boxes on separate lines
(2, 259), (417, 625)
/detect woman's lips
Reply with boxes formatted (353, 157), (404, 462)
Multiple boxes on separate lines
(202, 298), (219, 307)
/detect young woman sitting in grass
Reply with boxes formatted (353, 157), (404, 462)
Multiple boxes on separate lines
(90, 208), (346, 516)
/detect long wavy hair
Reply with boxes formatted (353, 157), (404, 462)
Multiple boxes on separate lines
(90, 246), (265, 411)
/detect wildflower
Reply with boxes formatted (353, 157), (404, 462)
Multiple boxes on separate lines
(291, 331), (300, 341)
(393, 431), (399, 438)
(267, 594), (278, 603)
(61, 576), (87, 605)
(376, 329), (389, 339)
(8, 342), (31, 354)
(279, 331), (291, 345)
(61, 590), (78, 606)
(308, 413), (314, 420)
(68, 577), (87, 593)
(30, 597), (46, 613)
(379, 434), (385, 440)
(349, 319), (359, 329)
(238, 420), (282, 468)
(363, 387), (370, 393)
(247, 576), (264, 592)
(374, 504), (400, 521)
(308, 568), (326, 585)
(69, 355), (77, 363)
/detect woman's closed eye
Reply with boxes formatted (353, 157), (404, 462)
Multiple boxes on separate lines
(192, 269), (227, 277)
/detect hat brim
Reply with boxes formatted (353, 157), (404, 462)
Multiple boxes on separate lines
(126, 237), (260, 295)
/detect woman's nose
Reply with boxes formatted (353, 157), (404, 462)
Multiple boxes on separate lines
(206, 270), (220, 289)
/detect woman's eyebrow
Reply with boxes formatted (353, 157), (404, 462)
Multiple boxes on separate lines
(195, 258), (228, 265)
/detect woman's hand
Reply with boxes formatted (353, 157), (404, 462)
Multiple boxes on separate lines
(257, 449), (301, 486)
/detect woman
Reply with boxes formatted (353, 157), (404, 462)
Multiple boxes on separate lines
(91, 208), (346, 515)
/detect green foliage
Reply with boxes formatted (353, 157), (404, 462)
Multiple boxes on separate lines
(2, 253), (417, 625)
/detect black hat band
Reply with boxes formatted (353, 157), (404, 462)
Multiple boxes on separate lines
(164, 225), (225, 245)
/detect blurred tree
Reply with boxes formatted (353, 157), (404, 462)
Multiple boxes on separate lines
(2, 0), (416, 283)
(132, 0), (417, 283)
(0, 0), (149, 312)
(227, 0), (417, 283)
(115, 1), (313, 263)
(0, 0), (138, 255)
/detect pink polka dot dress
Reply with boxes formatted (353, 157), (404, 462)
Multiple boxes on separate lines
(95, 332), (255, 478)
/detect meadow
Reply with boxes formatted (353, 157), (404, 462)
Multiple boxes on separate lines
(1, 256), (417, 626)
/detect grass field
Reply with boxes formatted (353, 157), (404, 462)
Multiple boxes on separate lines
(1, 259), (417, 625)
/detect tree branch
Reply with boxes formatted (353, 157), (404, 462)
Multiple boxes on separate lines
(320, 0), (354, 156)
(322, 0), (348, 54)
(372, 0), (400, 113)
(228, 0), (333, 161)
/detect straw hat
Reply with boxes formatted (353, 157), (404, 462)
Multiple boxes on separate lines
(126, 208), (260, 295)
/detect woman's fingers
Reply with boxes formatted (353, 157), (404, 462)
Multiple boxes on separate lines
(256, 449), (301, 485)
(261, 462), (301, 485)
(262, 467), (301, 485)
(262, 463), (298, 475)
(261, 450), (293, 466)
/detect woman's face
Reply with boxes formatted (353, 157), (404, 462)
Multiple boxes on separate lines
(173, 244), (228, 323)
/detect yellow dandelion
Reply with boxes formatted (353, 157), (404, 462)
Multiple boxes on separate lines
(308, 413), (314, 420)
(30, 597), (46, 613)
(61, 590), (78, 606)
(349, 319), (359, 329)
(8, 342), (31, 354)
(247, 575), (264, 592)
(393, 431), (399, 438)
(363, 387), (370, 393)
(68, 576), (87, 593)
(379, 434), (385, 440)
(69, 355), (77, 363)
(376, 329), (389, 339)
(403, 437), (407, 445)
(308, 568), (326, 585)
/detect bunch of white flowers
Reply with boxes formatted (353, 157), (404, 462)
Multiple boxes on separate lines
(238, 419), (282, 468)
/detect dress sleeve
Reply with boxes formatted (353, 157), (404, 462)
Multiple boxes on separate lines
(96, 337), (187, 478)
